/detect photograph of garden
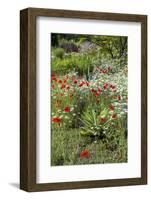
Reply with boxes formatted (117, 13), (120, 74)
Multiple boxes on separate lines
(51, 33), (128, 166)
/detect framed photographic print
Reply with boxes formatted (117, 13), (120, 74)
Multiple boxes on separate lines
(20, 8), (147, 191)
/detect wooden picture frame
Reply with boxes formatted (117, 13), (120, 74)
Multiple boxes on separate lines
(20, 7), (147, 192)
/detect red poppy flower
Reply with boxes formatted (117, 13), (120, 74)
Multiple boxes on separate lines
(73, 80), (78, 84)
(91, 88), (96, 93)
(64, 106), (70, 113)
(95, 92), (100, 97)
(58, 80), (62, 84)
(86, 82), (90, 87)
(61, 84), (65, 89)
(100, 117), (107, 123)
(52, 76), (57, 81)
(80, 150), (90, 159)
(112, 114), (117, 119)
(103, 83), (108, 90)
(118, 95), (121, 101)
(102, 69), (107, 74)
(78, 82), (84, 87)
(98, 88), (102, 93)
(52, 117), (61, 123)
(66, 85), (70, 90)
(109, 104), (114, 111)
(110, 84), (116, 89)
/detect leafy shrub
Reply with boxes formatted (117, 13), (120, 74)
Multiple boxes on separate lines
(53, 48), (65, 59)
(52, 53), (95, 79)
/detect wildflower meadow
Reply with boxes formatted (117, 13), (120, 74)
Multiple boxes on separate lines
(51, 33), (128, 166)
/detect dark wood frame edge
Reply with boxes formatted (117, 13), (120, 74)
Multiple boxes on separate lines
(20, 7), (147, 192)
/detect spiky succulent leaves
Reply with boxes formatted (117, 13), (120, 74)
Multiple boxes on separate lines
(80, 107), (111, 138)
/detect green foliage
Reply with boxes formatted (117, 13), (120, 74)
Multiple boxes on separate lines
(80, 108), (108, 138)
(51, 129), (86, 166)
(89, 35), (128, 59)
(52, 33), (128, 60)
(77, 37), (88, 45)
(51, 34), (128, 76)
(53, 48), (65, 59)
(52, 53), (96, 78)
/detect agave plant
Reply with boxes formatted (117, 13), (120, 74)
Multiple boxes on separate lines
(79, 107), (112, 139)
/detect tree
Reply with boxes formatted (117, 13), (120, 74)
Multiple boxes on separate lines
(87, 35), (127, 59)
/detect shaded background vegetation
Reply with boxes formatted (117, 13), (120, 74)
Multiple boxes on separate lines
(51, 33), (127, 76)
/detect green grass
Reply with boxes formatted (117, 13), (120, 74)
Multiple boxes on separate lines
(51, 128), (127, 166)
(51, 53), (96, 77)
